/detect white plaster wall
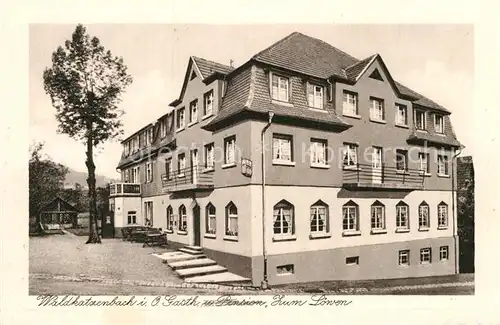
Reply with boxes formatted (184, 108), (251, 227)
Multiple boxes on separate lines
(262, 186), (455, 255)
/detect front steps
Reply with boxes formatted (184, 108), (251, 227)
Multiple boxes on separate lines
(157, 245), (250, 283)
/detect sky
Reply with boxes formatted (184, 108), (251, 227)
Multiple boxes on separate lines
(29, 24), (473, 178)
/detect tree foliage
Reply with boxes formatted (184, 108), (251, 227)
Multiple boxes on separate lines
(43, 24), (132, 145)
(43, 24), (132, 243)
(29, 142), (68, 223)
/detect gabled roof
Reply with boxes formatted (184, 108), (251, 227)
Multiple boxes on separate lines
(41, 197), (78, 213)
(252, 32), (451, 113)
(169, 56), (233, 107)
(344, 54), (377, 80)
(192, 56), (234, 79)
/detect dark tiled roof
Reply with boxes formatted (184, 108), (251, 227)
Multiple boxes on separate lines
(252, 32), (358, 79)
(205, 64), (350, 131)
(192, 56), (234, 79)
(253, 32), (451, 113)
(344, 54), (376, 80)
(407, 131), (461, 147)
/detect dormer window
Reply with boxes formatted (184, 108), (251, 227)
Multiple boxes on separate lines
(160, 119), (167, 138)
(146, 128), (153, 146)
(434, 114), (444, 134)
(271, 74), (289, 102)
(203, 90), (214, 116)
(307, 83), (323, 109)
(415, 109), (426, 131)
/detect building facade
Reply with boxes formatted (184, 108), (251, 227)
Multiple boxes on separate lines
(110, 32), (462, 286)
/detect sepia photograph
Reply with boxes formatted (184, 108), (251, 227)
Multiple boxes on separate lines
(27, 24), (475, 297)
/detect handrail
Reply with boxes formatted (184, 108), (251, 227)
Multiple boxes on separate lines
(343, 163), (425, 185)
(161, 165), (214, 189)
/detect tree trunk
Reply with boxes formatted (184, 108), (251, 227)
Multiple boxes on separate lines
(86, 131), (101, 244)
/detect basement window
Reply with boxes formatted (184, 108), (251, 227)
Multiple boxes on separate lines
(276, 264), (294, 276)
(346, 256), (359, 265)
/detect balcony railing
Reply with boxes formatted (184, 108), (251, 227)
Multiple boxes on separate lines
(109, 183), (141, 197)
(343, 163), (425, 190)
(162, 165), (214, 193)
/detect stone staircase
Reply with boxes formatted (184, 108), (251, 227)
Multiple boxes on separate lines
(153, 245), (250, 283)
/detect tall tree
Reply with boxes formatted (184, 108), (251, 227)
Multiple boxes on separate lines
(29, 142), (68, 228)
(43, 24), (132, 243)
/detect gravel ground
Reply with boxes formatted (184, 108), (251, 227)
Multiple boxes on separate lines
(29, 234), (182, 284)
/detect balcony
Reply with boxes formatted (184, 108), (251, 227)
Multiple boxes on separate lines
(109, 183), (141, 197)
(343, 163), (425, 190)
(162, 166), (214, 193)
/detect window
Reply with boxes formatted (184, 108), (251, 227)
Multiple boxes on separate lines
(420, 248), (432, 264)
(146, 162), (153, 182)
(124, 142), (130, 156)
(225, 202), (238, 237)
(205, 203), (216, 235)
(396, 149), (408, 171)
(273, 200), (295, 237)
(165, 158), (172, 180)
(271, 74), (289, 102)
(224, 136), (236, 164)
(370, 97), (384, 121)
(144, 201), (153, 226)
(160, 119), (167, 137)
(396, 201), (409, 230)
(371, 201), (386, 231)
(439, 246), (449, 261)
(307, 83), (323, 109)
(434, 114), (444, 134)
(437, 155), (449, 176)
(204, 143), (215, 169)
(166, 206), (174, 231)
(418, 202), (430, 229)
(310, 200), (328, 234)
(178, 153), (186, 175)
(342, 201), (359, 232)
(343, 143), (358, 167)
(310, 139), (327, 166)
(415, 110), (426, 130)
(438, 202), (448, 228)
(342, 91), (358, 115)
(176, 108), (185, 130)
(346, 256), (359, 265)
(418, 152), (430, 174)
(178, 205), (187, 232)
(273, 134), (293, 162)
(131, 166), (140, 183)
(399, 250), (410, 266)
(127, 211), (137, 224)
(204, 90), (214, 116)
(189, 99), (198, 124)
(276, 264), (294, 275)
(146, 128), (153, 145)
(132, 136), (139, 152)
(395, 104), (407, 126)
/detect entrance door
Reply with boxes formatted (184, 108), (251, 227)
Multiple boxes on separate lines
(372, 147), (382, 184)
(193, 204), (201, 246)
(102, 211), (115, 238)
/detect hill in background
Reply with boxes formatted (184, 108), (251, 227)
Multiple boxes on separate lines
(63, 167), (119, 189)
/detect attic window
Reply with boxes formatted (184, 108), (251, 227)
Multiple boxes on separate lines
(190, 71), (197, 80)
(369, 69), (384, 81)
